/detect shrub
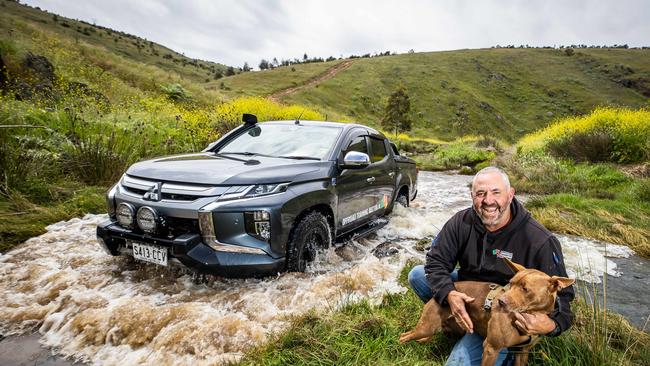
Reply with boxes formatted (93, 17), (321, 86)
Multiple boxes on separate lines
(519, 107), (650, 163)
(160, 83), (191, 103)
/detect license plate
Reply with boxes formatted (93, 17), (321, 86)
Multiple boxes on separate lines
(132, 242), (168, 266)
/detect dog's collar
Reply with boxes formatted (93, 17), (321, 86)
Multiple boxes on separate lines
(483, 283), (510, 311)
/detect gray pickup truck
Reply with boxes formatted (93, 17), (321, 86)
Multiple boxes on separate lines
(97, 114), (417, 277)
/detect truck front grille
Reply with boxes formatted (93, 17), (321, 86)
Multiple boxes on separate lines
(120, 175), (223, 201)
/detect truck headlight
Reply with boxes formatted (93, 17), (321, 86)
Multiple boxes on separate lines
(116, 202), (136, 229)
(244, 184), (288, 198)
(219, 183), (289, 201)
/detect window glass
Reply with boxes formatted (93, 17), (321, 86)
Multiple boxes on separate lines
(369, 137), (387, 163)
(390, 143), (400, 156)
(345, 136), (368, 155)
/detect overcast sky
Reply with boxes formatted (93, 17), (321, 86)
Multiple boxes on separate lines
(23, 0), (650, 67)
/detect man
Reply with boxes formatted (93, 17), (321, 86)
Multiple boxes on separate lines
(408, 166), (574, 366)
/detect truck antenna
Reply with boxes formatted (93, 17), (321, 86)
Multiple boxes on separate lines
(295, 111), (304, 124)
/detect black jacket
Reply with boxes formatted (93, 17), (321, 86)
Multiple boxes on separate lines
(424, 198), (575, 334)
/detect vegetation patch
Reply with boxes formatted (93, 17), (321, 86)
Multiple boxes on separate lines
(503, 109), (650, 258)
(519, 107), (650, 163)
(413, 137), (499, 172)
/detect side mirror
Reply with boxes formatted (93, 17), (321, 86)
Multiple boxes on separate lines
(341, 151), (370, 169)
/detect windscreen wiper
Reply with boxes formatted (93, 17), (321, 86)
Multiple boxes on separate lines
(213, 152), (261, 163)
(220, 152), (272, 157)
(275, 155), (321, 161)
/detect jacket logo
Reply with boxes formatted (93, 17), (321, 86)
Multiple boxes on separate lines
(492, 249), (513, 260)
(143, 183), (162, 201)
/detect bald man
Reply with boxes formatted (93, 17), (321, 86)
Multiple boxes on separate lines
(407, 166), (574, 366)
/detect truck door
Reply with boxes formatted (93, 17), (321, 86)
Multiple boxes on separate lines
(366, 136), (396, 217)
(336, 130), (377, 231)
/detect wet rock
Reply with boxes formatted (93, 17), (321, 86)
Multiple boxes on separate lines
(414, 237), (432, 252)
(371, 241), (402, 258)
(335, 243), (365, 261)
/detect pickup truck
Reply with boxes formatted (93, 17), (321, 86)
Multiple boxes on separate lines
(96, 114), (417, 277)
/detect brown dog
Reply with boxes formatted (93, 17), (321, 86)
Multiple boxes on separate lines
(399, 259), (574, 366)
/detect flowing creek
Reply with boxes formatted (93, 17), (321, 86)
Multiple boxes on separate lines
(0, 171), (647, 365)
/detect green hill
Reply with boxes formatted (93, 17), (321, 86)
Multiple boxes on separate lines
(221, 48), (650, 141)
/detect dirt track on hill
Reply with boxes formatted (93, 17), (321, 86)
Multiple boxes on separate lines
(267, 60), (354, 102)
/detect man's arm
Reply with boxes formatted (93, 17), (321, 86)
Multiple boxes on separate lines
(424, 218), (477, 333)
(535, 236), (575, 335)
(423, 219), (461, 305)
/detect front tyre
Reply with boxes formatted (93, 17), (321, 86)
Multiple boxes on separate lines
(286, 211), (332, 272)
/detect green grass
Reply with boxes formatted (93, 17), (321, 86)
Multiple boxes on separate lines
(0, 184), (106, 253)
(526, 193), (650, 258)
(214, 60), (345, 97)
(411, 137), (498, 172)
(238, 262), (650, 366)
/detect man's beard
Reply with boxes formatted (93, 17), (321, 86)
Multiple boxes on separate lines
(473, 200), (510, 227)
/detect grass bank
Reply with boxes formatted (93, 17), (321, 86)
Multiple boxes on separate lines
(0, 184), (105, 252)
(238, 262), (650, 366)
(403, 136), (502, 173)
(503, 107), (650, 258)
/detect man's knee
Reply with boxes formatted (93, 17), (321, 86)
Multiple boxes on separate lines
(408, 265), (425, 287)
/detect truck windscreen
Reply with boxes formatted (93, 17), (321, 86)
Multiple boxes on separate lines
(219, 124), (342, 160)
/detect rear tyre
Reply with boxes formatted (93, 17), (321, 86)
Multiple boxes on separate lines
(396, 192), (409, 207)
(286, 211), (332, 272)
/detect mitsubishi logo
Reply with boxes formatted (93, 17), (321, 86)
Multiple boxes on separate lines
(143, 182), (162, 201)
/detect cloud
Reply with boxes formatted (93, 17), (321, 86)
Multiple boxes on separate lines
(24, 0), (650, 67)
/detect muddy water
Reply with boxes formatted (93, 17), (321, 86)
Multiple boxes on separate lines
(0, 171), (647, 365)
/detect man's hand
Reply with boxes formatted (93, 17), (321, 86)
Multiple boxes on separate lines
(447, 290), (475, 333)
(514, 312), (557, 335)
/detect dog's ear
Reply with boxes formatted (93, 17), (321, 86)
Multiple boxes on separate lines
(549, 276), (575, 292)
(503, 258), (526, 274)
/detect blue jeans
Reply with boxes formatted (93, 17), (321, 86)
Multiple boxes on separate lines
(407, 265), (513, 366)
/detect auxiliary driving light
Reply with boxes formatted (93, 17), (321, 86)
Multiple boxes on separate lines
(136, 206), (158, 234)
(245, 210), (271, 241)
(116, 202), (136, 229)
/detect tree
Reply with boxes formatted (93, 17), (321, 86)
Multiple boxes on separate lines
(259, 59), (269, 70)
(381, 85), (412, 137)
(242, 62), (251, 72)
(225, 66), (236, 76)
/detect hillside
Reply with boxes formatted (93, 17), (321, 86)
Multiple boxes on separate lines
(221, 48), (650, 141)
(2, 1), (649, 142)
(1, 0), (230, 85)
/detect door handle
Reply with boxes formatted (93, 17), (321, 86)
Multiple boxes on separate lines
(366, 177), (376, 183)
